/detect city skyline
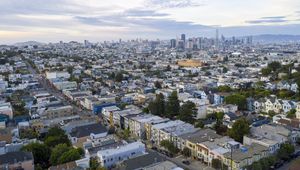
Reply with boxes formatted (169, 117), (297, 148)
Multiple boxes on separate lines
(1, 0), (300, 43)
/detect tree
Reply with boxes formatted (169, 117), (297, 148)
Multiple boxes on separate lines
(217, 85), (232, 92)
(287, 109), (296, 119)
(178, 101), (197, 123)
(212, 159), (222, 169)
(195, 120), (204, 128)
(224, 94), (247, 110)
(228, 118), (250, 143)
(182, 147), (191, 158)
(89, 157), (101, 170)
(148, 93), (165, 116)
(251, 161), (262, 170)
(57, 149), (81, 164)
(215, 112), (224, 121)
(268, 61), (281, 72)
(44, 127), (71, 148)
(19, 128), (38, 139)
(166, 65), (171, 71)
(154, 81), (162, 89)
(223, 67), (228, 73)
(261, 67), (272, 76)
(50, 144), (70, 165)
(165, 91), (180, 118)
(160, 140), (179, 155)
(259, 158), (269, 170)
(214, 121), (228, 136)
(277, 143), (295, 161)
(21, 143), (50, 168)
(115, 72), (123, 82)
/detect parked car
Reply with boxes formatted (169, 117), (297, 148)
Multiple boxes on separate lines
(182, 160), (190, 165)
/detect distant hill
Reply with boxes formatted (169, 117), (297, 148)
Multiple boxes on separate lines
(14, 41), (45, 47)
(253, 34), (300, 43)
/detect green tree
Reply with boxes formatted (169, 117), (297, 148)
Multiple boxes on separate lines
(57, 149), (81, 164)
(228, 118), (250, 143)
(115, 72), (123, 82)
(214, 121), (228, 136)
(21, 143), (50, 168)
(287, 109), (296, 119)
(19, 128), (39, 139)
(89, 157), (101, 170)
(217, 85), (232, 92)
(154, 81), (162, 89)
(268, 110), (276, 117)
(215, 112), (224, 121)
(44, 127), (71, 148)
(50, 144), (70, 165)
(182, 147), (191, 158)
(212, 159), (222, 169)
(160, 140), (179, 155)
(178, 101), (197, 123)
(277, 143), (295, 161)
(165, 91), (180, 118)
(195, 120), (204, 128)
(261, 67), (272, 76)
(148, 93), (165, 116)
(259, 158), (269, 170)
(251, 161), (262, 170)
(224, 94), (247, 110)
(268, 61), (281, 72)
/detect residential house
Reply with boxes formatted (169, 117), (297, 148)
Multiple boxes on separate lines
(0, 151), (34, 170)
(97, 141), (146, 169)
(243, 124), (297, 154)
(222, 143), (269, 170)
(69, 123), (107, 147)
(0, 102), (13, 119)
(180, 129), (222, 159)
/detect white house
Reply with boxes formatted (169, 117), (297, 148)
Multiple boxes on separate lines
(97, 141), (146, 168)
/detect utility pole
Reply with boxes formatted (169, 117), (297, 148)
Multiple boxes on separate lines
(231, 145), (233, 170)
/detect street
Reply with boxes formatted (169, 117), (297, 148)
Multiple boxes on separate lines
(24, 59), (92, 116)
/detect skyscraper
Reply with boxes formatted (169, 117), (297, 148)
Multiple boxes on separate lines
(215, 29), (219, 50)
(170, 39), (176, 48)
(181, 34), (186, 42)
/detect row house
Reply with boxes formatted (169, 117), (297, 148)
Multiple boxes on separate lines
(277, 81), (298, 93)
(296, 103), (300, 119)
(243, 124), (298, 154)
(222, 143), (269, 170)
(128, 114), (168, 140)
(180, 129), (222, 159)
(253, 96), (297, 114)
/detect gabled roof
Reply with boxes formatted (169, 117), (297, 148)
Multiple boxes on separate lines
(0, 151), (33, 164)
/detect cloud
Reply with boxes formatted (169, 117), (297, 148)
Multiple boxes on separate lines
(146, 0), (205, 8)
(124, 9), (168, 17)
(260, 16), (286, 19)
(246, 16), (288, 24)
(74, 9), (210, 35)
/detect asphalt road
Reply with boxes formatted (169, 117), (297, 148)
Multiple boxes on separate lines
(24, 59), (92, 115)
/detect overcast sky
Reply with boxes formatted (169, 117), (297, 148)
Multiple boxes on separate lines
(1, 0), (300, 43)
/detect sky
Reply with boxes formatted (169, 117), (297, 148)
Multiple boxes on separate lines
(1, 0), (300, 43)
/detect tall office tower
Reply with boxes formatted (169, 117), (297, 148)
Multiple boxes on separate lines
(177, 40), (185, 50)
(181, 34), (186, 42)
(232, 36), (236, 45)
(187, 38), (194, 49)
(197, 37), (202, 50)
(170, 39), (176, 48)
(246, 36), (253, 45)
(215, 29), (219, 50)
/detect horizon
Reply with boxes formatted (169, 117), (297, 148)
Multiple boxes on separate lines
(1, 0), (300, 43)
